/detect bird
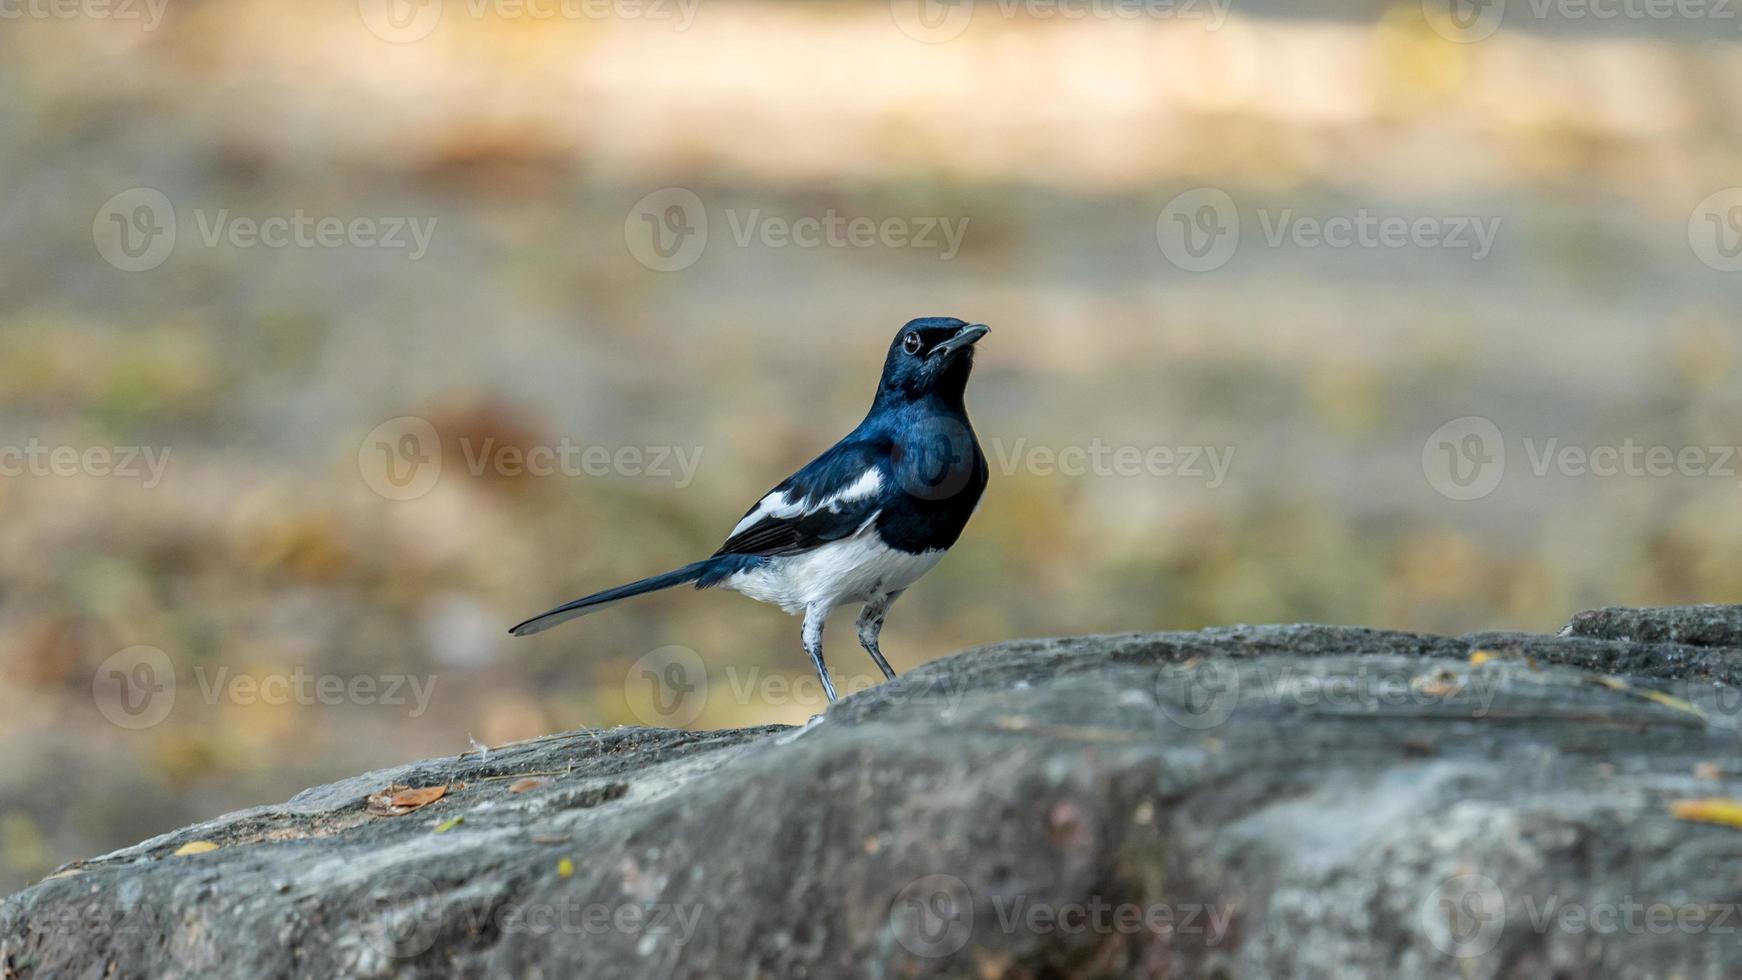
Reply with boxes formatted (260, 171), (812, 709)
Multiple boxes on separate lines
(509, 316), (990, 703)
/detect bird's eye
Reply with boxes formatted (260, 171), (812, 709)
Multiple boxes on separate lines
(902, 332), (922, 355)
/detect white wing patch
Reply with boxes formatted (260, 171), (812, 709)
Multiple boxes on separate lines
(730, 490), (800, 538)
(728, 468), (883, 538)
(833, 468), (884, 507)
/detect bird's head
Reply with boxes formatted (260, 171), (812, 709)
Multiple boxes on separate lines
(876, 317), (990, 404)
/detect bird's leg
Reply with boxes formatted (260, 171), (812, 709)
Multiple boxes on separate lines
(803, 604), (838, 703)
(856, 589), (904, 681)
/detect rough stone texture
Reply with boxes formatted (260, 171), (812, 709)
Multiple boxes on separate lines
(1562, 603), (1742, 650)
(8, 607), (1742, 978)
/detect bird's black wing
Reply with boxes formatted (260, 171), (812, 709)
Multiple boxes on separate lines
(713, 435), (890, 558)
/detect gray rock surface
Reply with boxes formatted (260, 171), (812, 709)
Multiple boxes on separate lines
(7, 607), (1742, 978)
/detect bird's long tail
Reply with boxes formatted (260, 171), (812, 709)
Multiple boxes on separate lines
(508, 559), (718, 637)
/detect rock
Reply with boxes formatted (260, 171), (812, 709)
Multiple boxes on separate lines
(7, 608), (1742, 978)
(1561, 603), (1742, 649)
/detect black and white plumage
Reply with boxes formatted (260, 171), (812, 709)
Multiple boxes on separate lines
(510, 317), (990, 703)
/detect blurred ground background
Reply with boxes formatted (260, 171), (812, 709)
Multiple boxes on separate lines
(1, 0), (1740, 893)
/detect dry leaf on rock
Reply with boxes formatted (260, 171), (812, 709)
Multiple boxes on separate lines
(367, 783), (449, 816)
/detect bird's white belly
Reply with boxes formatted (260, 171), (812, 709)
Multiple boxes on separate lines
(724, 525), (945, 615)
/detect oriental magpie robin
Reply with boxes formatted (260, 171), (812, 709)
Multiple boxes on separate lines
(510, 317), (990, 703)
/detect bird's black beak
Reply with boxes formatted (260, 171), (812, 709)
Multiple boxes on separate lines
(930, 323), (990, 358)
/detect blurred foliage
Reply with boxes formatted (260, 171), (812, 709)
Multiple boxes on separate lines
(1, 0), (1740, 894)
